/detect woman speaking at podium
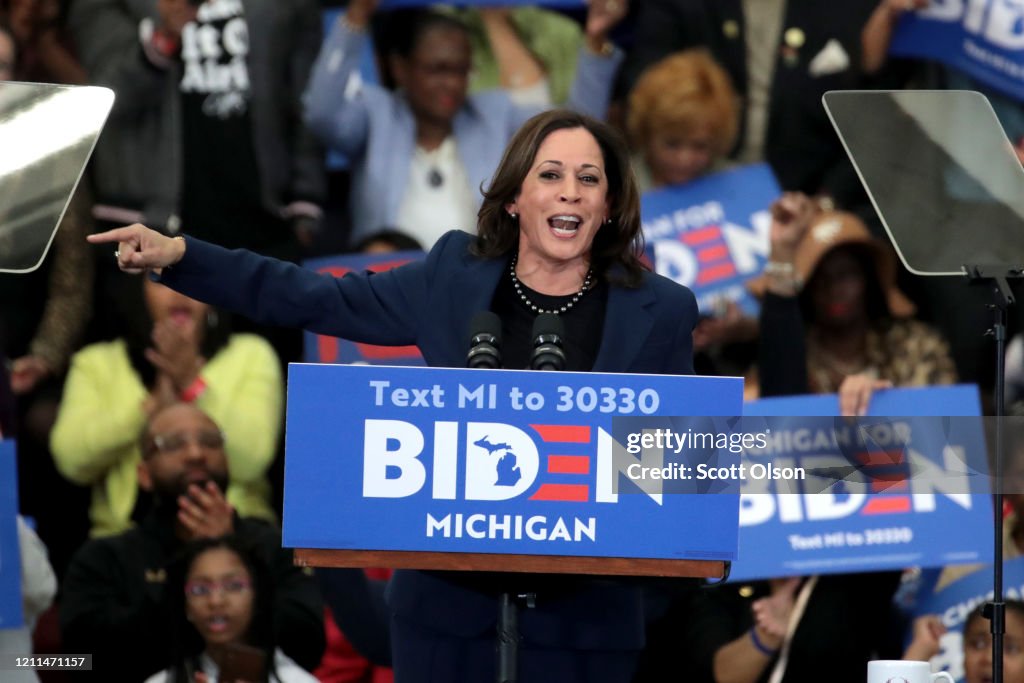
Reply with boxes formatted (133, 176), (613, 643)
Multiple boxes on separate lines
(90, 109), (700, 683)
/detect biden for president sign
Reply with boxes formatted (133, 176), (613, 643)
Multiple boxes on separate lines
(641, 163), (779, 316)
(731, 386), (991, 581)
(282, 365), (743, 561)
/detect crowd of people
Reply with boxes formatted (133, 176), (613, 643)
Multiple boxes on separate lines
(2, 0), (1023, 681)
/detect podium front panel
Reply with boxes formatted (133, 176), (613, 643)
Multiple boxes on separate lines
(283, 365), (743, 565)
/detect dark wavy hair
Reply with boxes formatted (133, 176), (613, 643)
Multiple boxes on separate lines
(472, 109), (647, 287)
(165, 536), (278, 683)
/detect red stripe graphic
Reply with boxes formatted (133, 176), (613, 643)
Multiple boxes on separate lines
(696, 262), (737, 284)
(697, 245), (730, 263)
(855, 449), (905, 466)
(861, 497), (912, 514)
(547, 455), (590, 474)
(530, 484), (589, 501)
(870, 478), (908, 493)
(681, 226), (721, 245)
(530, 425), (591, 443)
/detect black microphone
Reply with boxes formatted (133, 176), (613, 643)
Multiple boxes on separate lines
(466, 311), (502, 369)
(529, 314), (566, 371)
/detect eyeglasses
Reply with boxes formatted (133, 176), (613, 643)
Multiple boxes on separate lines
(184, 576), (252, 600)
(412, 62), (471, 79)
(147, 429), (225, 457)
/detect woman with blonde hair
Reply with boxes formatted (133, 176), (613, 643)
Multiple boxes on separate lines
(627, 49), (739, 190)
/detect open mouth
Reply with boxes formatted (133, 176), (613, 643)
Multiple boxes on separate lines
(206, 615), (231, 634)
(548, 214), (581, 237)
(184, 469), (210, 485)
(169, 307), (195, 326)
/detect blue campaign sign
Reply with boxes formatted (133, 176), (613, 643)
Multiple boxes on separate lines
(889, 2), (1024, 101)
(0, 440), (22, 629)
(912, 558), (1024, 682)
(731, 386), (991, 581)
(640, 163), (779, 317)
(301, 251), (426, 366)
(745, 384), (983, 418)
(283, 365), (743, 561)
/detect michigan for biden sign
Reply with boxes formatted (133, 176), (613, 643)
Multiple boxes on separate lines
(282, 365), (743, 561)
(731, 386), (991, 581)
(641, 164), (779, 317)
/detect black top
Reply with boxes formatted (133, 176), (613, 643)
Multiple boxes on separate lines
(490, 262), (608, 372)
(179, 4), (290, 253)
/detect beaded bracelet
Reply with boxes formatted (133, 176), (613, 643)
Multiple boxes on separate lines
(749, 628), (779, 657)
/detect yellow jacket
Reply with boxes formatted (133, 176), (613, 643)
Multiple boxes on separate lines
(51, 335), (282, 537)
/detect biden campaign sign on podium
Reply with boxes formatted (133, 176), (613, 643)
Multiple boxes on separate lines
(283, 365), (742, 561)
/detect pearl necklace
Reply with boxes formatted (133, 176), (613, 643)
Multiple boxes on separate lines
(510, 255), (594, 315)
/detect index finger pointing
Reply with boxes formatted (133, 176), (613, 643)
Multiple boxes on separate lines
(87, 227), (138, 244)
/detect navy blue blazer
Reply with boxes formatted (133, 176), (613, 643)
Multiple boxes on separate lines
(160, 230), (698, 376)
(160, 229), (700, 662)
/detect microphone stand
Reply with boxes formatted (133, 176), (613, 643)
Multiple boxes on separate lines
(967, 265), (1022, 683)
(496, 315), (565, 683)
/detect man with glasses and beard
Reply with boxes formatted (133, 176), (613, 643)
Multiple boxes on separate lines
(59, 403), (324, 682)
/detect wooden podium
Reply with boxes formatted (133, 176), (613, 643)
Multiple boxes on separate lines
(294, 548), (727, 579)
(285, 364), (741, 683)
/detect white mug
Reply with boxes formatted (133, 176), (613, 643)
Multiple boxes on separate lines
(867, 660), (955, 683)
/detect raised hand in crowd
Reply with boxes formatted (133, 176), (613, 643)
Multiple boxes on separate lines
(7, 0), (59, 43)
(902, 614), (947, 662)
(769, 192), (818, 262)
(838, 373), (893, 417)
(6, 0), (87, 83)
(477, 6), (547, 96)
(584, 0), (628, 52)
(862, 0), (930, 73)
(764, 192), (818, 296)
(882, 0), (930, 18)
(342, 0), (380, 29)
(88, 224), (187, 274)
